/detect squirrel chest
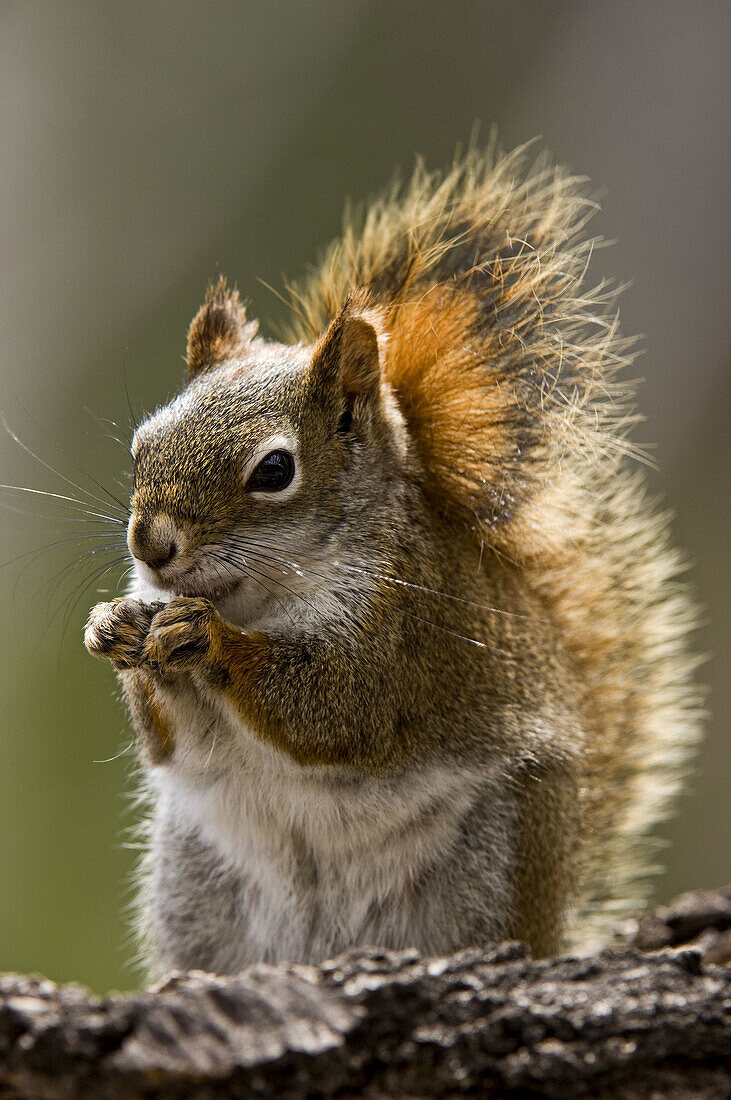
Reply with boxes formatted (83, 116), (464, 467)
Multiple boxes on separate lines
(141, 672), (519, 968)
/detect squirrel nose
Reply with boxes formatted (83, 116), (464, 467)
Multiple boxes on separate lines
(128, 515), (179, 570)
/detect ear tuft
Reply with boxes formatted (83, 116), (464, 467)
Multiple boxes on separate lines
(186, 277), (259, 379)
(313, 295), (386, 398)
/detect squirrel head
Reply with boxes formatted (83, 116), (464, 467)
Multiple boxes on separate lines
(128, 282), (410, 621)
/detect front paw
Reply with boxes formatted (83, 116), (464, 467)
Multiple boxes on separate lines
(142, 597), (219, 672)
(84, 598), (160, 669)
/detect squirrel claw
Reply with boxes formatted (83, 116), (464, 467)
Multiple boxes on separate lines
(84, 598), (158, 669)
(141, 597), (218, 672)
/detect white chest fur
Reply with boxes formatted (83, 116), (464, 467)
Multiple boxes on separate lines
(146, 690), (512, 966)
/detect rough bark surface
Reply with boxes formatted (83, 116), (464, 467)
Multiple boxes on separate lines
(1, 889), (729, 1099)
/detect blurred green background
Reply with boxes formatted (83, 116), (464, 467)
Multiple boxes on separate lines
(0, 0), (728, 993)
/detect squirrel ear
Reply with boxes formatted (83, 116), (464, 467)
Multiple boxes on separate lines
(186, 277), (259, 379)
(312, 299), (385, 399)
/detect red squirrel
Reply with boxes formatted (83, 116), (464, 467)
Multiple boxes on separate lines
(85, 145), (701, 973)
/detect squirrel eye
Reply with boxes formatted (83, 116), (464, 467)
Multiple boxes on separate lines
(247, 450), (295, 492)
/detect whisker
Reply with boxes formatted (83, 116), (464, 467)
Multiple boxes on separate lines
(331, 561), (535, 620)
(6, 399), (133, 515)
(0, 497), (125, 525)
(57, 553), (131, 635)
(94, 741), (135, 764)
(14, 537), (127, 605)
(38, 546), (128, 612)
(0, 484), (125, 525)
(212, 544), (321, 616)
(2, 533), (127, 575)
(224, 537), (332, 587)
(223, 535), (512, 653)
(122, 355), (141, 434)
(228, 533), (535, 621)
(207, 549), (296, 625)
(396, 606), (506, 653)
(2, 415), (130, 519)
(83, 407), (134, 450)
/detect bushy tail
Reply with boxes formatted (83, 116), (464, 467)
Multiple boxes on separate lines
(286, 142), (703, 943)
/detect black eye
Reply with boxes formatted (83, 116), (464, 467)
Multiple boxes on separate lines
(247, 450), (296, 492)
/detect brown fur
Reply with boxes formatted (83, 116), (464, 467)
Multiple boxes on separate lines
(122, 671), (175, 764)
(509, 761), (579, 955)
(284, 142), (703, 945)
(313, 298), (386, 398)
(187, 276), (259, 378)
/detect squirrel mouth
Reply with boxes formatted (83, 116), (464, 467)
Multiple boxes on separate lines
(154, 563), (242, 604)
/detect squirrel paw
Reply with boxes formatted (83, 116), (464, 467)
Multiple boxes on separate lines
(141, 597), (218, 672)
(84, 598), (160, 669)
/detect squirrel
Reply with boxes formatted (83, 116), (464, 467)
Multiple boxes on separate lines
(84, 144), (701, 974)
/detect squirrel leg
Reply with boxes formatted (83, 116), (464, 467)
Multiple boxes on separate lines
(138, 596), (397, 771)
(507, 761), (579, 956)
(85, 598), (188, 763)
(142, 806), (253, 974)
(120, 669), (177, 764)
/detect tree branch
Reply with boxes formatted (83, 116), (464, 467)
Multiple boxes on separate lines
(1, 888), (729, 1099)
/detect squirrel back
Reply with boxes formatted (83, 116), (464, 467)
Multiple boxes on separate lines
(281, 144), (703, 947)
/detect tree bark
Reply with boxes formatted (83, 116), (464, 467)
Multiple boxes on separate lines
(1, 888), (729, 1099)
